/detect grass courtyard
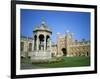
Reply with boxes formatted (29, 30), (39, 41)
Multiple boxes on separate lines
(21, 56), (90, 69)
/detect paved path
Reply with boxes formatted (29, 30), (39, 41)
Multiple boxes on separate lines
(21, 58), (46, 69)
(21, 59), (43, 69)
(21, 63), (45, 69)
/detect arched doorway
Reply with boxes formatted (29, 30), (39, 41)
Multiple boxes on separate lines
(62, 48), (67, 56)
(46, 35), (50, 50)
(39, 34), (44, 50)
(86, 52), (89, 56)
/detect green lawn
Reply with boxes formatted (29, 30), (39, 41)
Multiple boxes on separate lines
(21, 56), (90, 69)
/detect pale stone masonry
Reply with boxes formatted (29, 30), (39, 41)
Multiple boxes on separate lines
(56, 31), (90, 57)
(31, 20), (52, 60)
(20, 20), (90, 59)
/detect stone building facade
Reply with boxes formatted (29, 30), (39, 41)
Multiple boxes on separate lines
(56, 31), (90, 57)
(20, 21), (90, 58)
(20, 36), (33, 58)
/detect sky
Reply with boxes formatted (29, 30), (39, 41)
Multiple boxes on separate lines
(21, 9), (90, 42)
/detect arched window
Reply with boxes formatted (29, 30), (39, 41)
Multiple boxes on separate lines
(21, 42), (24, 51)
(29, 43), (32, 51)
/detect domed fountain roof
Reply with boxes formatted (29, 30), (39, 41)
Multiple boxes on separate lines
(33, 20), (52, 33)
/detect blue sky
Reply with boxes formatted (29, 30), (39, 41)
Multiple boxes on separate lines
(21, 9), (90, 42)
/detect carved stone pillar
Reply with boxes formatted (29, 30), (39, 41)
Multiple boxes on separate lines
(49, 38), (51, 52)
(44, 35), (46, 51)
(36, 35), (39, 51)
(32, 39), (34, 51)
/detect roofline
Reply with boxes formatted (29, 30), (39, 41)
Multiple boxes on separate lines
(33, 29), (52, 34)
